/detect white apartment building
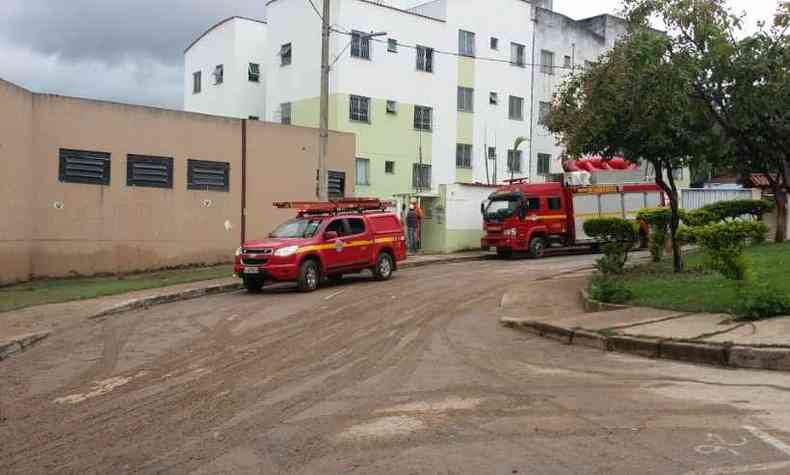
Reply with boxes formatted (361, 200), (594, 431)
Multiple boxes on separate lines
(184, 0), (629, 203)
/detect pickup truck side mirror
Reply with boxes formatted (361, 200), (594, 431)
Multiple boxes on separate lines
(324, 231), (339, 241)
(480, 202), (486, 216)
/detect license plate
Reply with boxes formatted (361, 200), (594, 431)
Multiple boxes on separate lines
(489, 246), (497, 252)
(243, 267), (260, 274)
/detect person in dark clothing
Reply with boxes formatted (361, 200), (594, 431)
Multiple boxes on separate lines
(406, 205), (419, 253)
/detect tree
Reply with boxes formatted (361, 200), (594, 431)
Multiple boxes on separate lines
(546, 29), (717, 272)
(625, 0), (790, 242)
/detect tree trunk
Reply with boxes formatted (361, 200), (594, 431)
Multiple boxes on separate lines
(654, 161), (683, 273)
(776, 188), (788, 243)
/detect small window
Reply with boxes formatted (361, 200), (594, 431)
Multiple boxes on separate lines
(507, 150), (522, 174)
(248, 63), (261, 82)
(458, 30), (476, 57)
(213, 65), (224, 85)
(248, 116), (259, 121)
(456, 144), (472, 169)
(538, 101), (552, 125)
(541, 50), (555, 75)
(548, 197), (562, 210)
(59, 149), (111, 186)
(347, 218), (366, 235)
(388, 38), (398, 53)
(349, 95), (370, 123)
(487, 147), (496, 161)
(386, 100), (398, 115)
(457, 87), (474, 113)
(564, 55), (572, 68)
(193, 71), (202, 94)
(385, 161), (395, 174)
(280, 43), (292, 66)
(416, 45), (434, 73)
(187, 159), (230, 192)
(511, 43), (525, 67)
(351, 31), (371, 60)
(356, 158), (370, 185)
(537, 153), (552, 175)
(328, 171), (346, 198)
(490, 37), (499, 50)
(127, 154), (173, 189)
(489, 92), (498, 105)
(509, 95), (524, 121)
(524, 198), (541, 210)
(414, 105), (432, 131)
(281, 102), (292, 125)
(413, 163), (431, 189)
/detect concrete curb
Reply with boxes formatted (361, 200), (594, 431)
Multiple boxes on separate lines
(0, 332), (51, 361)
(500, 318), (790, 372)
(579, 289), (632, 313)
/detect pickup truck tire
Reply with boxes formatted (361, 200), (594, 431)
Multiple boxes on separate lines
(297, 259), (320, 292)
(373, 252), (394, 281)
(529, 237), (547, 259)
(243, 276), (264, 293)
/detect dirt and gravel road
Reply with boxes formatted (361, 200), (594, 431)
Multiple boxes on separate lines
(3, 254), (790, 474)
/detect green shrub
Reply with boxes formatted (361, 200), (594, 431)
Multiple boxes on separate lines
(637, 208), (673, 262)
(734, 285), (790, 321)
(687, 221), (768, 280)
(588, 275), (633, 304)
(682, 199), (774, 227)
(584, 218), (639, 274)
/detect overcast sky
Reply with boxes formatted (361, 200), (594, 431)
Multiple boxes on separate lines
(0, 0), (780, 110)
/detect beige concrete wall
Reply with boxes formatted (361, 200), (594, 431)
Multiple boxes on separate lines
(0, 80), (34, 284)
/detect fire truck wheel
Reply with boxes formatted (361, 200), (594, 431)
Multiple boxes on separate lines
(243, 277), (264, 293)
(529, 237), (547, 259)
(373, 252), (394, 281)
(298, 259), (320, 292)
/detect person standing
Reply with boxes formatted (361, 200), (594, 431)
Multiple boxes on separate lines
(406, 204), (419, 253)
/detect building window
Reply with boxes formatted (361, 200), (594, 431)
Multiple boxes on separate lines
(488, 147), (497, 161)
(511, 43), (525, 67)
(385, 161), (395, 174)
(328, 171), (346, 198)
(248, 63), (261, 82)
(386, 100), (398, 114)
(458, 30), (476, 57)
(349, 95), (370, 123)
(537, 153), (552, 175)
(548, 196), (562, 210)
(388, 38), (398, 53)
(489, 92), (499, 105)
(280, 43), (292, 66)
(213, 65), (224, 85)
(564, 55), (572, 68)
(416, 45), (434, 73)
(59, 149), (111, 186)
(457, 87), (474, 113)
(355, 158), (370, 185)
(413, 163), (431, 189)
(490, 37), (499, 50)
(351, 31), (371, 60)
(541, 50), (555, 75)
(539, 101), (552, 125)
(456, 144), (472, 169)
(127, 154), (173, 189)
(187, 159), (230, 192)
(414, 105), (433, 131)
(281, 102), (291, 125)
(192, 71), (201, 94)
(509, 95), (524, 121)
(507, 150), (523, 174)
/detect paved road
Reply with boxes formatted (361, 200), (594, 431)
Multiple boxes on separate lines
(3, 254), (790, 474)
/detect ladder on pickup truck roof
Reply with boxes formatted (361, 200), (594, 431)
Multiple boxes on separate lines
(273, 198), (392, 216)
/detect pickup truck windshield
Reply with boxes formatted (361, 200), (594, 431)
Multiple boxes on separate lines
(270, 218), (322, 238)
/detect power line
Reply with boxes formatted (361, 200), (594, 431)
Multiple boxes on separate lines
(305, 0), (324, 22)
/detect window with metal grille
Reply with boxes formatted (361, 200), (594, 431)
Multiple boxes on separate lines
(414, 105), (432, 131)
(507, 150), (522, 173)
(509, 95), (524, 121)
(281, 102), (291, 125)
(456, 144), (472, 169)
(458, 30), (475, 57)
(193, 71), (201, 93)
(187, 159), (230, 192)
(413, 163), (431, 189)
(457, 87), (474, 113)
(511, 43), (525, 67)
(386, 100), (397, 114)
(488, 147), (497, 161)
(127, 154), (173, 188)
(537, 153), (552, 175)
(490, 37), (499, 50)
(349, 95), (370, 122)
(280, 43), (292, 66)
(489, 92), (498, 105)
(416, 45), (434, 72)
(539, 101), (552, 125)
(351, 31), (371, 59)
(355, 158), (370, 185)
(328, 171), (345, 198)
(385, 161), (395, 174)
(564, 55), (572, 68)
(59, 149), (111, 186)
(248, 63), (260, 82)
(213, 65), (224, 85)
(541, 50), (555, 74)
(388, 38), (398, 53)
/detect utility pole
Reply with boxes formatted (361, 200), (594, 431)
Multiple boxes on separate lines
(317, 0), (331, 200)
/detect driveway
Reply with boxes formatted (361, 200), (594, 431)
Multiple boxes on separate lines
(3, 254), (790, 474)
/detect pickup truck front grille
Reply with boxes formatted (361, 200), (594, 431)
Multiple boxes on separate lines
(242, 257), (268, 266)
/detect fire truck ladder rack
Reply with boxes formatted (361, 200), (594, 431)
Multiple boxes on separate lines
(273, 198), (390, 216)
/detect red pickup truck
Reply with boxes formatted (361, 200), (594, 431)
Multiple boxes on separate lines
(234, 199), (407, 292)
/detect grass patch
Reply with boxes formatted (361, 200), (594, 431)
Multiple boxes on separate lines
(0, 265), (234, 313)
(613, 242), (790, 315)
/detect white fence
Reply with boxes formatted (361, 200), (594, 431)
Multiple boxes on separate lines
(681, 188), (757, 210)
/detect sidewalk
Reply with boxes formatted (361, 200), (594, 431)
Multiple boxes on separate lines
(499, 274), (790, 371)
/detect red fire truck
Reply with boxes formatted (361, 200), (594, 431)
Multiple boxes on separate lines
(481, 175), (663, 258)
(235, 199), (406, 292)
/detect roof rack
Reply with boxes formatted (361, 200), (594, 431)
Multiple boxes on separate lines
(273, 198), (390, 216)
(503, 178), (529, 184)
